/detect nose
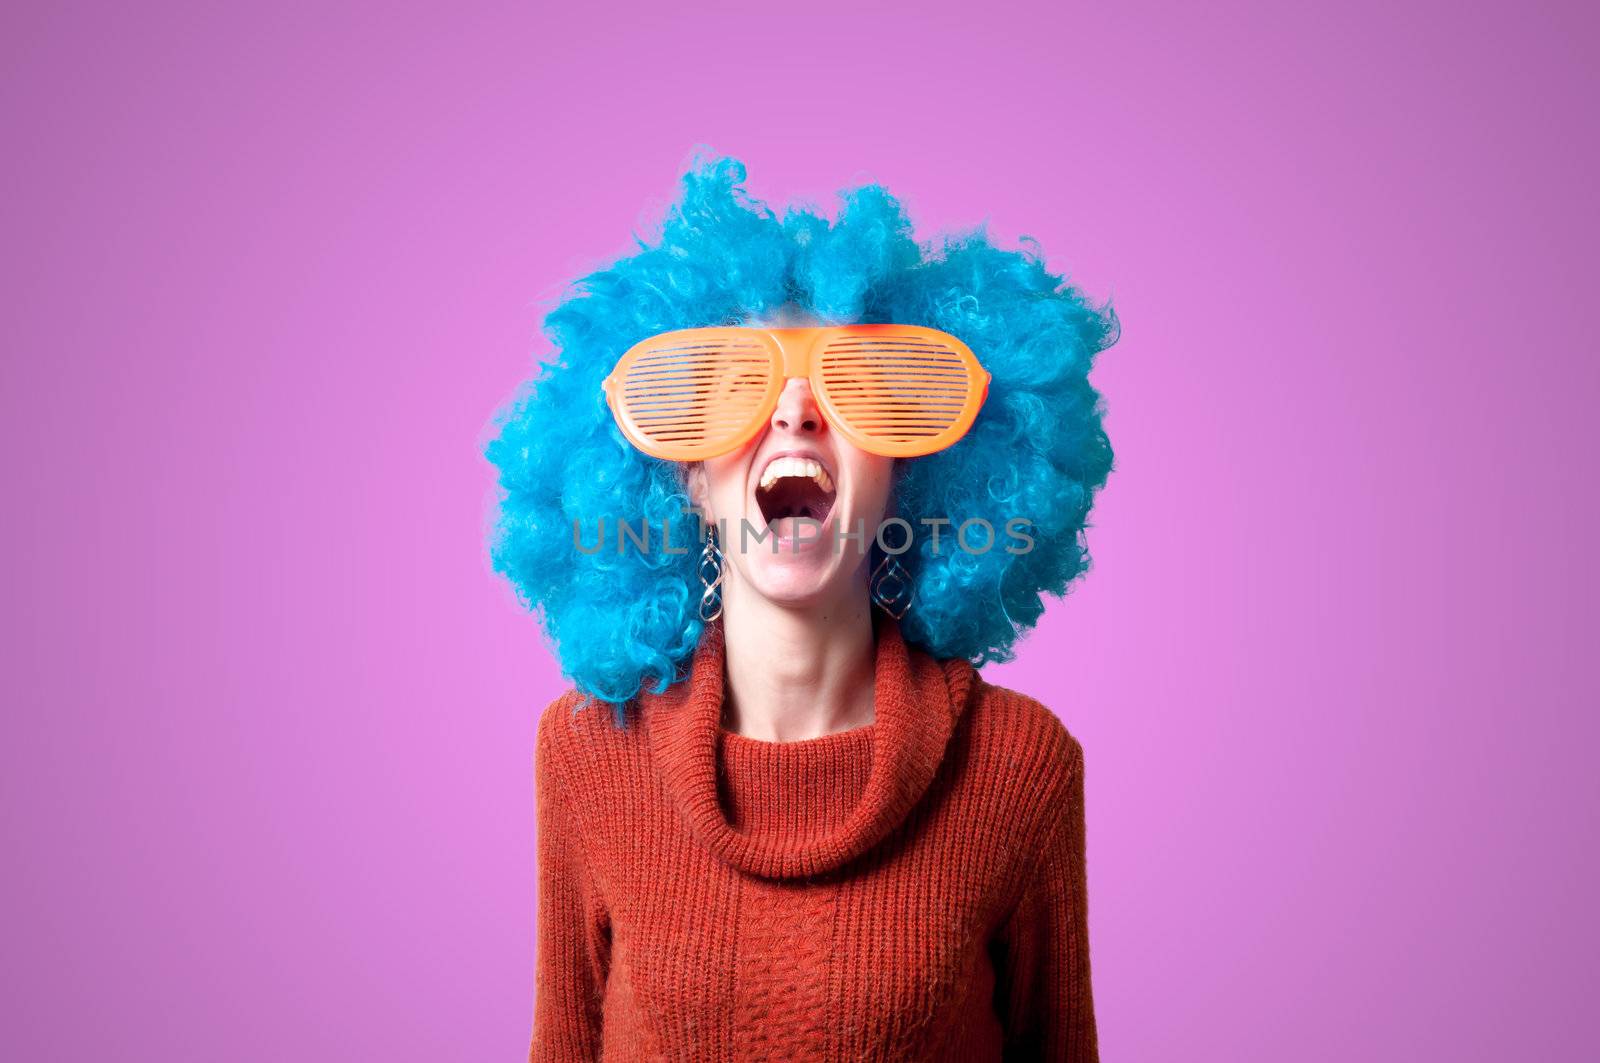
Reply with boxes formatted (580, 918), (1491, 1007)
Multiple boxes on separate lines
(770, 377), (823, 437)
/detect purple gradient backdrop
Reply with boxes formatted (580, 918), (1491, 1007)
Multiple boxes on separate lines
(3, 1), (1595, 1059)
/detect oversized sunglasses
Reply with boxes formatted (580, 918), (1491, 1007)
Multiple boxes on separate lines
(600, 325), (991, 461)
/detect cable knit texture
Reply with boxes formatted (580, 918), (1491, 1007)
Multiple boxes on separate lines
(531, 615), (1097, 1061)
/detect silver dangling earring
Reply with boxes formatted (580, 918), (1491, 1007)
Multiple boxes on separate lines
(698, 525), (725, 622)
(870, 552), (914, 620)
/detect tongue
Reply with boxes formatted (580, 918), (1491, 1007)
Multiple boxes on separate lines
(769, 515), (822, 542)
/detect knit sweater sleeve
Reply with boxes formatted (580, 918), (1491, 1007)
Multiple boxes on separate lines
(530, 703), (610, 1062)
(992, 737), (1098, 1062)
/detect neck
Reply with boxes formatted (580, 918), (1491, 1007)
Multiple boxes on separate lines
(718, 574), (877, 742)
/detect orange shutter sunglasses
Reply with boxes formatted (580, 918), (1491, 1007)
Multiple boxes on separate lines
(600, 324), (991, 461)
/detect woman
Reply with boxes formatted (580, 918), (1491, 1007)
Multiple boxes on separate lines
(485, 155), (1117, 1061)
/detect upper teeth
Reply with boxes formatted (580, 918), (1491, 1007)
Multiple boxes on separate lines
(759, 456), (834, 493)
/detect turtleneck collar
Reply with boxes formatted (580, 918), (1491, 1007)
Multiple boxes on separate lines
(642, 613), (978, 880)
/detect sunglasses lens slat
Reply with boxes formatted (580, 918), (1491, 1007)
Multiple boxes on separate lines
(815, 332), (987, 454)
(610, 336), (779, 459)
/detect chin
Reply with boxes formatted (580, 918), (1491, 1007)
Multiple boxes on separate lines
(740, 550), (846, 608)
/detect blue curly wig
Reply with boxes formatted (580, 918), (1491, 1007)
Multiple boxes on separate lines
(484, 153), (1117, 719)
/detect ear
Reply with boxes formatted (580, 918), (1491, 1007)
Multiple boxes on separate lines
(685, 461), (710, 516)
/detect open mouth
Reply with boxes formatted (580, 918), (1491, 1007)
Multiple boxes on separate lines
(755, 455), (837, 541)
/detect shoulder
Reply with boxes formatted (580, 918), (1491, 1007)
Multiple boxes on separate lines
(537, 689), (606, 755)
(955, 674), (1087, 831)
(965, 676), (1085, 774)
(537, 685), (637, 748)
(535, 687), (651, 791)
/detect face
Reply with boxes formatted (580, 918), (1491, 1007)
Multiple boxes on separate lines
(686, 318), (896, 613)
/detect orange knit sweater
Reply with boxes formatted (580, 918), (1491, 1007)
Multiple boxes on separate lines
(531, 615), (1098, 1061)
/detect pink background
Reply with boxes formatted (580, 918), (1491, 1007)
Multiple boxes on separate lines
(4, 1), (1595, 1059)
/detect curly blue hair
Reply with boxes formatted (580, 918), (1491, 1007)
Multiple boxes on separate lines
(484, 153), (1117, 719)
